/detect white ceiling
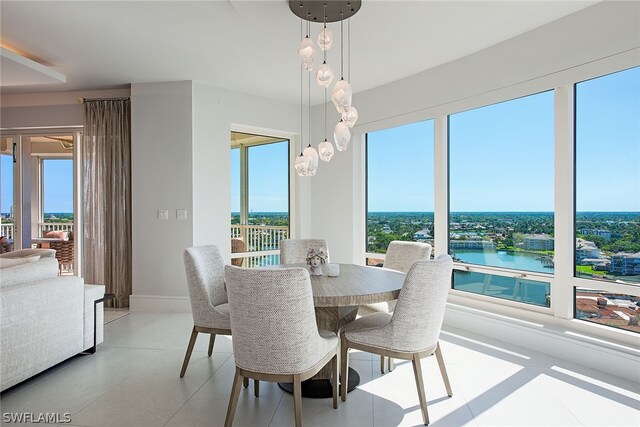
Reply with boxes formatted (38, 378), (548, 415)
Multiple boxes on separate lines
(0, 1), (598, 105)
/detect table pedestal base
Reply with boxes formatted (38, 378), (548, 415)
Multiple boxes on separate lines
(278, 367), (359, 398)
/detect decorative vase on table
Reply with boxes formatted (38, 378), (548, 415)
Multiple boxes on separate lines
(306, 247), (327, 276)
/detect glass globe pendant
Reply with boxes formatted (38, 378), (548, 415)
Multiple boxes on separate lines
(317, 27), (333, 51)
(318, 139), (334, 162)
(334, 120), (351, 152)
(341, 106), (359, 128)
(303, 144), (319, 175)
(331, 79), (352, 114)
(316, 62), (334, 88)
(298, 37), (315, 71)
(294, 152), (312, 177)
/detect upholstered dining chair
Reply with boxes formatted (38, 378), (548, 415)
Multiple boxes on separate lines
(340, 255), (453, 426)
(181, 245), (256, 393)
(280, 238), (330, 264)
(224, 265), (339, 427)
(359, 240), (432, 372)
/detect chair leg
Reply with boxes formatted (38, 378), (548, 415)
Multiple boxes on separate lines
(243, 377), (249, 388)
(179, 326), (198, 378)
(331, 354), (339, 409)
(388, 357), (394, 372)
(380, 355), (385, 373)
(293, 374), (302, 427)
(340, 334), (349, 402)
(254, 379), (260, 397)
(224, 367), (243, 427)
(412, 353), (429, 426)
(435, 342), (453, 397)
(208, 334), (216, 357)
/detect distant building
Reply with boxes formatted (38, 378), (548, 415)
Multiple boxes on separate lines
(609, 253), (640, 276)
(450, 240), (495, 250)
(523, 234), (554, 250)
(576, 238), (601, 264)
(413, 229), (431, 241)
(578, 229), (612, 239)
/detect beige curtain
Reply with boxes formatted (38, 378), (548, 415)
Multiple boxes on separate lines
(83, 99), (131, 308)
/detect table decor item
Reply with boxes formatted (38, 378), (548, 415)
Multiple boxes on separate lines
(306, 246), (327, 276)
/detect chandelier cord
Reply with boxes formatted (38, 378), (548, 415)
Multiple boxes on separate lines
(300, 18), (304, 155)
(340, 4), (344, 79)
(308, 52), (311, 148)
(348, 17), (351, 82)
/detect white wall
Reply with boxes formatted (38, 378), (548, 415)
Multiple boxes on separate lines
(130, 81), (302, 311)
(308, 1), (640, 264)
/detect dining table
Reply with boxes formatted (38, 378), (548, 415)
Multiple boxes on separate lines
(274, 263), (406, 398)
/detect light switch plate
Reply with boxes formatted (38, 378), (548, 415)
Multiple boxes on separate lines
(157, 209), (169, 220)
(177, 209), (188, 220)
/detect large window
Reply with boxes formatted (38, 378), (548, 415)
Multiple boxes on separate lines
(574, 67), (640, 332)
(42, 159), (73, 225)
(366, 120), (434, 265)
(449, 91), (554, 305)
(230, 132), (290, 267)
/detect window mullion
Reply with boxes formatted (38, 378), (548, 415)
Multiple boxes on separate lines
(553, 85), (576, 319)
(240, 145), (248, 227)
(434, 116), (449, 257)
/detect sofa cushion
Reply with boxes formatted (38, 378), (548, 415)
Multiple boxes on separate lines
(0, 248), (56, 260)
(0, 255), (40, 269)
(0, 258), (59, 288)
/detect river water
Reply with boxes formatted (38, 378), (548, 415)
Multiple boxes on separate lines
(453, 249), (553, 274)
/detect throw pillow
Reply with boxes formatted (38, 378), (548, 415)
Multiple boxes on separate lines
(44, 230), (68, 240)
(0, 258), (28, 269)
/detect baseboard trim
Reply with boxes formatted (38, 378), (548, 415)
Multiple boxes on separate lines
(129, 294), (191, 312)
(444, 302), (640, 382)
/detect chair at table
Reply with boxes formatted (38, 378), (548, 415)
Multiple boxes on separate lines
(280, 238), (330, 264)
(46, 231), (74, 275)
(180, 245), (257, 393)
(340, 255), (453, 426)
(230, 237), (246, 267)
(224, 265), (339, 427)
(359, 240), (432, 372)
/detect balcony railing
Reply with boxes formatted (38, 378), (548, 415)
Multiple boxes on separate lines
(39, 222), (74, 236)
(231, 224), (289, 267)
(1, 223), (13, 239)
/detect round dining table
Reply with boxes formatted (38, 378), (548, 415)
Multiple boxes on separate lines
(274, 263), (406, 398)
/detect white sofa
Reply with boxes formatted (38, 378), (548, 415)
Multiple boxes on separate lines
(0, 249), (105, 391)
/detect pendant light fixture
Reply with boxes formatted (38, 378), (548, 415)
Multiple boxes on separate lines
(290, 1), (361, 176)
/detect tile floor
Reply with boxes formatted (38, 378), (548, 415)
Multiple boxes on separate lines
(1, 312), (638, 426)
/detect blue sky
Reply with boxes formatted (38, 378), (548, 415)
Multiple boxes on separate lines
(231, 140), (289, 213)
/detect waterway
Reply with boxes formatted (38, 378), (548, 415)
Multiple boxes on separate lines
(453, 249), (553, 274)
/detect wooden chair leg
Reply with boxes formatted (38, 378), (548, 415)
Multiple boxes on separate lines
(435, 342), (453, 397)
(208, 334), (216, 357)
(179, 326), (198, 378)
(224, 367), (243, 427)
(254, 379), (260, 397)
(340, 334), (349, 402)
(243, 377), (249, 388)
(412, 353), (429, 426)
(293, 374), (302, 427)
(380, 355), (385, 373)
(388, 356), (394, 372)
(332, 354), (338, 409)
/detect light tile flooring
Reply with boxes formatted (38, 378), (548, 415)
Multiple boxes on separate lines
(1, 312), (638, 427)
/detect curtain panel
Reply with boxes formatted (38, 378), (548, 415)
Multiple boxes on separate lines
(83, 99), (132, 307)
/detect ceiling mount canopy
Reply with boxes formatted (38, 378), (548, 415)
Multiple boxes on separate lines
(289, 1), (361, 23)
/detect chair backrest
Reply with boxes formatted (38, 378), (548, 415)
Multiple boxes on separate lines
(224, 265), (324, 375)
(183, 245), (228, 325)
(389, 254), (453, 353)
(280, 239), (330, 264)
(383, 241), (432, 273)
(49, 240), (74, 264)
